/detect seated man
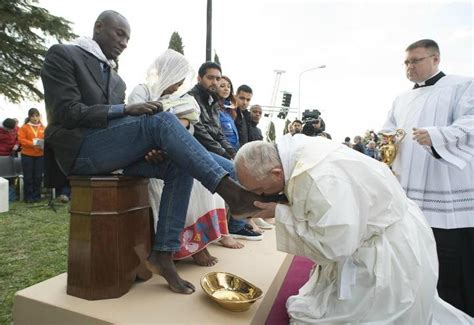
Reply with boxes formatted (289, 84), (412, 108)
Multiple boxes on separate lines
(41, 10), (266, 295)
(234, 136), (471, 323)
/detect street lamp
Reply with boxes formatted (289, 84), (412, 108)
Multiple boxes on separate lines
(298, 65), (326, 117)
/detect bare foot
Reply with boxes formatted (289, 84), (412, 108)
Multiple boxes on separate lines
(192, 248), (218, 266)
(247, 219), (264, 233)
(215, 177), (289, 219)
(219, 235), (244, 249)
(146, 251), (195, 294)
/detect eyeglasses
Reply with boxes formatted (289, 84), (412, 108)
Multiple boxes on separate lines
(404, 55), (435, 66)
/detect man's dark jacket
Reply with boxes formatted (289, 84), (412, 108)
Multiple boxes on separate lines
(248, 120), (263, 142)
(188, 84), (236, 159)
(235, 109), (250, 146)
(41, 44), (126, 186)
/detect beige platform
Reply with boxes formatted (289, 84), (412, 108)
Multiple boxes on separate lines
(13, 230), (293, 324)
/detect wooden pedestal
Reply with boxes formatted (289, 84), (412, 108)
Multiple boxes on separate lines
(67, 176), (152, 300)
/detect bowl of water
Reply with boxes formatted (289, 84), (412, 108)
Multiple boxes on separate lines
(200, 272), (264, 312)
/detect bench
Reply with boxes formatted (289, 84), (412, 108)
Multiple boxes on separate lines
(67, 176), (153, 300)
(0, 156), (23, 201)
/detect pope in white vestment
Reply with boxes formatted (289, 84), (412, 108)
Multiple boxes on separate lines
(234, 137), (472, 324)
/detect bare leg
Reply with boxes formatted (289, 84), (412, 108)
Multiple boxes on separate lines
(219, 235), (244, 249)
(146, 251), (195, 294)
(191, 248), (218, 266)
(247, 219), (264, 233)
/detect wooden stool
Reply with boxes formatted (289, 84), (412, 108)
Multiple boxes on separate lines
(67, 176), (153, 300)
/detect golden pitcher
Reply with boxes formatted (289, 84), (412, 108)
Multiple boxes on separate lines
(379, 129), (406, 167)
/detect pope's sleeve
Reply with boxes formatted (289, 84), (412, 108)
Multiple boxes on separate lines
(275, 173), (368, 265)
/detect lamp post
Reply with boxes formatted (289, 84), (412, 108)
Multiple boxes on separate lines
(298, 65), (326, 117)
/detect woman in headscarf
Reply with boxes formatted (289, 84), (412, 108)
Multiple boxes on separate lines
(128, 49), (229, 266)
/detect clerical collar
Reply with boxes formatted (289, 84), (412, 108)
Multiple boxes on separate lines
(413, 71), (445, 89)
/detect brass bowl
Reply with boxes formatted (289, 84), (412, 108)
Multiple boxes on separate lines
(200, 272), (264, 312)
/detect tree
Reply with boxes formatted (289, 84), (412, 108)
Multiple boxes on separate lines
(0, 0), (76, 103)
(168, 32), (184, 55)
(213, 50), (220, 66)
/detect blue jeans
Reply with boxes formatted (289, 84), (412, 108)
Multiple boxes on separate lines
(228, 216), (247, 233)
(21, 154), (44, 201)
(71, 112), (233, 251)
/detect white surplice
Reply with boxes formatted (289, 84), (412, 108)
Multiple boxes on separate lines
(382, 75), (474, 229)
(275, 135), (472, 324)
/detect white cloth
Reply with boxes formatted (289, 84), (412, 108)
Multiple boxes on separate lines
(128, 85), (200, 124)
(274, 135), (472, 324)
(71, 36), (117, 68)
(382, 75), (474, 229)
(127, 49), (199, 125)
(128, 49), (194, 101)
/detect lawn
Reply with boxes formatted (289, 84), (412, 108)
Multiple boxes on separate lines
(0, 199), (69, 324)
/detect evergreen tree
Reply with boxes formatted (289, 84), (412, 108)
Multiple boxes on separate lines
(0, 0), (76, 103)
(213, 50), (221, 66)
(168, 32), (184, 55)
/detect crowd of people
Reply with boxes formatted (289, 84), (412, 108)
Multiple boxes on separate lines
(341, 131), (382, 161)
(1, 8), (472, 323)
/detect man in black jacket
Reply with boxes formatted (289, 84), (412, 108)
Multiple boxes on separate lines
(248, 104), (263, 141)
(235, 85), (253, 147)
(188, 62), (236, 159)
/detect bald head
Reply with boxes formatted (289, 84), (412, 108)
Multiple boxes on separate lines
(93, 10), (130, 60)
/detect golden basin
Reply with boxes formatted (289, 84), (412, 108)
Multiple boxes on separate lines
(200, 272), (264, 312)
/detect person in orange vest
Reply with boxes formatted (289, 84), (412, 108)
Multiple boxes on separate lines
(18, 108), (45, 203)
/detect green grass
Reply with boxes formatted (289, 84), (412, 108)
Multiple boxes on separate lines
(0, 200), (69, 325)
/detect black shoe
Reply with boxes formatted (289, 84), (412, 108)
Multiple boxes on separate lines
(230, 227), (263, 241)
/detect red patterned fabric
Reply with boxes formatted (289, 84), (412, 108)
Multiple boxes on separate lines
(173, 208), (228, 259)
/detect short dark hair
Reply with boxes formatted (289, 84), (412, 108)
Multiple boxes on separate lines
(28, 107), (40, 117)
(406, 39), (440, 55)
(345, 136), (351, 142)
(2, 118), (16, 129)
(236, 84), (253, 95)
(293, 119), (302, 125)
(198, 61), (222, 77)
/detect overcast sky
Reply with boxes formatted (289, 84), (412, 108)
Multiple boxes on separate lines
(1, 0), (472, 142)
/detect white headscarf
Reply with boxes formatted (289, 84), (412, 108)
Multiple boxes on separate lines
(145, 49), (194, 100)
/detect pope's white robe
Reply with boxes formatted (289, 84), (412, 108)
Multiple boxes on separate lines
(275, 135), (472, 324)
(382, 75), (474, 229)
